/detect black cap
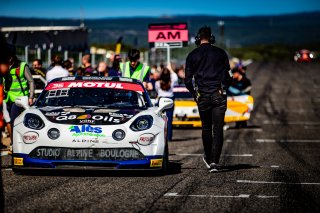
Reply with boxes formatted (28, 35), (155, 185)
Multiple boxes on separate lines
(128, 49), (140, 61)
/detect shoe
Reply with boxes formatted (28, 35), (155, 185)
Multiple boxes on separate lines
(202, 155), (210, 169)
(223, 125), (230, 131)
(209, 163), (221, 173)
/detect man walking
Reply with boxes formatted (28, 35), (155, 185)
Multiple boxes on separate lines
(4, 45), (35, 137)
(120, 49), (153, 90)
(185, 26), (232, 172)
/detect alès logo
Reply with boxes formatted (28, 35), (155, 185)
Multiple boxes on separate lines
(69, 125), (106, 137)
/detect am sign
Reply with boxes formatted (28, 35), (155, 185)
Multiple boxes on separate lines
(148, 23), (188, 47)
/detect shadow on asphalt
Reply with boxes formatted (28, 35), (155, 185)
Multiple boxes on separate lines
(226, 125), (262, 130)
(12, 162), (182, 177)
(217, 164), (260, 173)
(171, 137), (201, 142)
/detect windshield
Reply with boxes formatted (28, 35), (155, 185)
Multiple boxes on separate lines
(36, 81), (149, 109)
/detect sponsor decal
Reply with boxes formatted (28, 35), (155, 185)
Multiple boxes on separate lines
(46, 81), (144, 92)
(109, 113), (134, 118)
(31, 148), (144, 160)
(57, 114), (122, 123)
(23, 132), (39, 144)
(45, 112), (61, 116)
(72, 139), (99, 143)
(57, 114), (77, 121)
(69, 125), (106, 137)
(82, 76), (113, 81)
(36, 148), (60, 157)
(61, 77), (76, 81)
(47, 89), (69, 98)
(98, 149), (141, 159)
(13, 157), (24, 166)
(77, 114), (92, 119)
(150, 159), (163, 167)
(79, 119), (95, 124)
(138, 133), (155, 145)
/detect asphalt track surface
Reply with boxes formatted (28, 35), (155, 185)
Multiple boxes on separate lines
(1, 62), (320, 212)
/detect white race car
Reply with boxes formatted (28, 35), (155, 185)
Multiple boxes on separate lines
(12, 76), (173, 174)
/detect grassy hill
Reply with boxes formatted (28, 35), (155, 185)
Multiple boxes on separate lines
(1, 12), (320, 61)
(1, 12), (320, 48)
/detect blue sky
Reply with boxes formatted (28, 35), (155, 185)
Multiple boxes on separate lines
(1, 0), (320, 18)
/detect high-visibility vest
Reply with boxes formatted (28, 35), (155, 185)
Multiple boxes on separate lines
(5, 62), (29, 103)
(120, 62), (149, 82)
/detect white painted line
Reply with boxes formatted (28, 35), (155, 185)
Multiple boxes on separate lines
(176, 153), (202, 156)
(256, 139), (276, 143)
(256, 195), (279, 199)
(280, 139), (320, 143)
(256, 139), (320, 143)
(260, 165), (280, 168)
(164, 193), (277, 199)
(304, 126), (319, 129)
(164, 193), (250, 198)
(226, 128), (262, 132)
(165, 193), (178, 196)
(224, 154), (253, 157)
(239, 128), (263, 132)
(237, 180), (320, 185)
(263, 121), (320, 125)
(176, 154), (253, 157)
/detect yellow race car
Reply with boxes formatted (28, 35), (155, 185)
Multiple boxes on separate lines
(172, 87), (254, 127)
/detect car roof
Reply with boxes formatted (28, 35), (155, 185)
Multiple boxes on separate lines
(50, 76), (141, 84)
(299, 49), (311, 53)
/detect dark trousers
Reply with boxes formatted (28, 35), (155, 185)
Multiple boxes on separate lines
(7, 102), (24, 143)
(198, 93), (226, 164)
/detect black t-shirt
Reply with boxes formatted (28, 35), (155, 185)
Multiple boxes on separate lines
(185, 43), (231, 95)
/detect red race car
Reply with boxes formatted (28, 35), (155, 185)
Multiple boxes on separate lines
(294, 49), (315, 62)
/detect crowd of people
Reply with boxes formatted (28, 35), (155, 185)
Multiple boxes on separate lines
(0, 47), (186, 150)
(1, 26), (254, 174)
(1, 46), (251, 160)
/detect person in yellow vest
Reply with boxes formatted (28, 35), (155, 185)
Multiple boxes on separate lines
(120, 49), (153, 90)
(3, 45), (35, 143)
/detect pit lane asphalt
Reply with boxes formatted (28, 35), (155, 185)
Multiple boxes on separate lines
(1, 62), (320, 212)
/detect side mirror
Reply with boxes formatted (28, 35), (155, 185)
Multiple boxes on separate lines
(15, 96), (30, 110)
(155, 98), (173, 115)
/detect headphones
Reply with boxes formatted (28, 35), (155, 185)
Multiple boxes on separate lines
(195, 26), (215, 46)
